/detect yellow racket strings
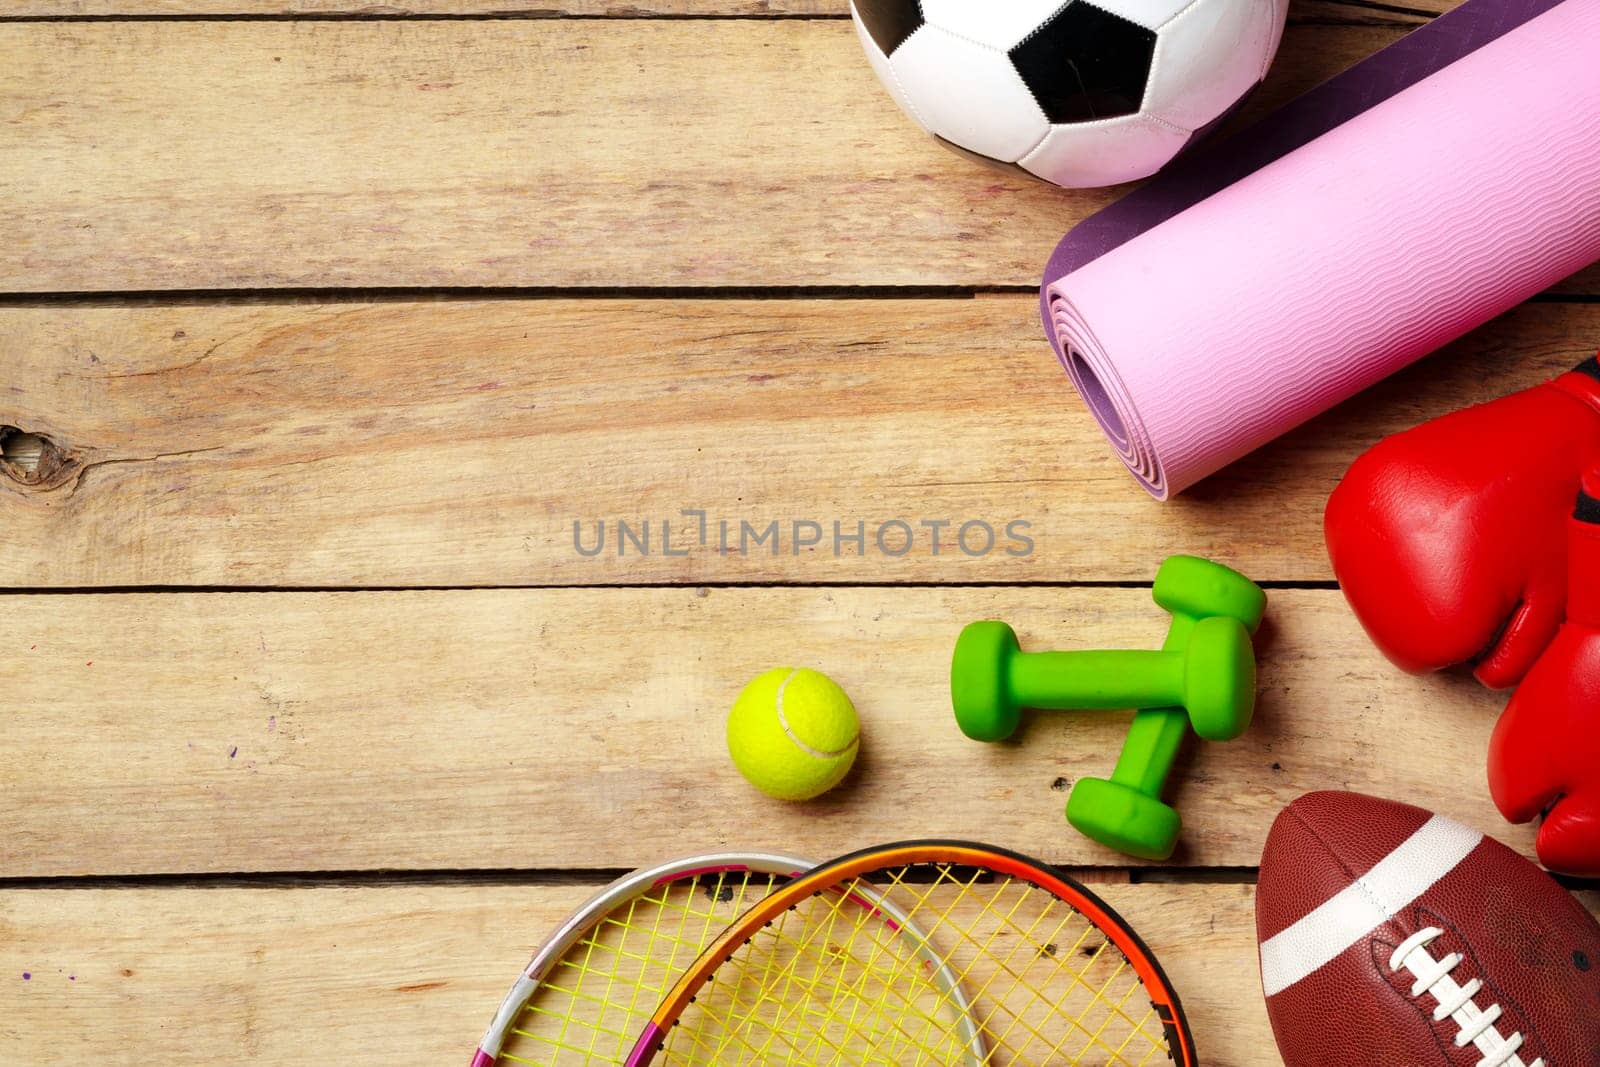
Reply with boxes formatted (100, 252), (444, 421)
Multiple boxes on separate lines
(657, 864), (1174, 1065)
(498, 868), (786, 1065)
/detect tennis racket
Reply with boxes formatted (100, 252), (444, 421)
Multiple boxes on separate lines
(471, 851), (981, 1066)
(625, 840), (1196, 1066)
(471, 853), (808, 1066)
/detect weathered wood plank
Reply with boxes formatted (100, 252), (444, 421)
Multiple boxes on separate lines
(0, 586), (1532, 876)
(3, 881), (1593, 1065)
(10, 0), (834, 12)
(0, 882), (1265, 1065)
(2, 19), (1462, 293)
(3, 299), (1594, 587)
(0, 0), (1447, 18)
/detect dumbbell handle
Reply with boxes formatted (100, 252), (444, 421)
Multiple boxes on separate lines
(1007, 648), (1189, 711)
(1067, 556), (1266, 861)
(1107, 614), (1196, 795)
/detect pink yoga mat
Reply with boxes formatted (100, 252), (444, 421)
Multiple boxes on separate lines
(1042, 0), (1600, 500)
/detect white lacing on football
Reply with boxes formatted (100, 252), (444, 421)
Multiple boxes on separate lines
(1388, 927), (1544, 1067)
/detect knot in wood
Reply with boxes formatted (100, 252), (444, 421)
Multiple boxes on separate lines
(0, 427), (83, 491)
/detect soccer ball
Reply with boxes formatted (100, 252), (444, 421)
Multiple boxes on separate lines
(850, 0), (1287, 188)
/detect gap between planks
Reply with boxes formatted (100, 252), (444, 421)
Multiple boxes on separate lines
(0, 866), (1172, 891)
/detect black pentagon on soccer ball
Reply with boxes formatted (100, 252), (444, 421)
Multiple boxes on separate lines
(1010, 1), (1158, 124)
(854, 0), (924, 57)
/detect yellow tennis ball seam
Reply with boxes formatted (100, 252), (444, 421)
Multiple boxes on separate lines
(775, 667), (859, 760)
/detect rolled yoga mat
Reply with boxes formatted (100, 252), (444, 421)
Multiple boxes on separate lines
(1041, 0), (1600, 500)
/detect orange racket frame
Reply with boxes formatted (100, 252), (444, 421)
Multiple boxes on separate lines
(625, 840), (1197, 1066)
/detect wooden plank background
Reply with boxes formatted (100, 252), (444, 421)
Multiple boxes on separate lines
(23, 14), (1595, 295)
(3, 881), (1592, 1065)
(0, 0), (1455, 16)
(0, 587), (1519, 877)
(3, 0), (1597, 1063)
(2, 300), (1594, 587)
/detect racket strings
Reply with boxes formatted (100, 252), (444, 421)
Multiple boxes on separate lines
(667, 889), (961, 1066)
(656, 864), (1177, 1065)
(499, 868), (787, 1065)
(885, 868), (1156, 1065)
(663, 902), (933, 1063)
(943, 874), (1163, 1064)
(779, 884), (956, 1063)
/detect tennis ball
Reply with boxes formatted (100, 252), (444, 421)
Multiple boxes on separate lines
(727, 667), (860, 801)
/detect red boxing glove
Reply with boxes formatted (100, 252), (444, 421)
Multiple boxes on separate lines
(1488, 472), (1600, 877)
(1326, 355), (1600, 689)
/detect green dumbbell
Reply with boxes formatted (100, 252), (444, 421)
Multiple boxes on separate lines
(951, 611), (1255, 744)
(1065, 556), (1266, 860)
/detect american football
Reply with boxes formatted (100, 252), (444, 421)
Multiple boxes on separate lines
(849, 0), (1288, 188)
(1257, 791), (1600, 1066)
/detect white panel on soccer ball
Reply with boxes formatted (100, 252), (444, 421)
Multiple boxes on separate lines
(1074, 0), (1196, 32)
(852, 15), (931, 133)
(889, 26), (1051, 162)
(1020, 113), (1191, 188)
(1143, 0), (1282, 132)
(919, 0), (1078, 51)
